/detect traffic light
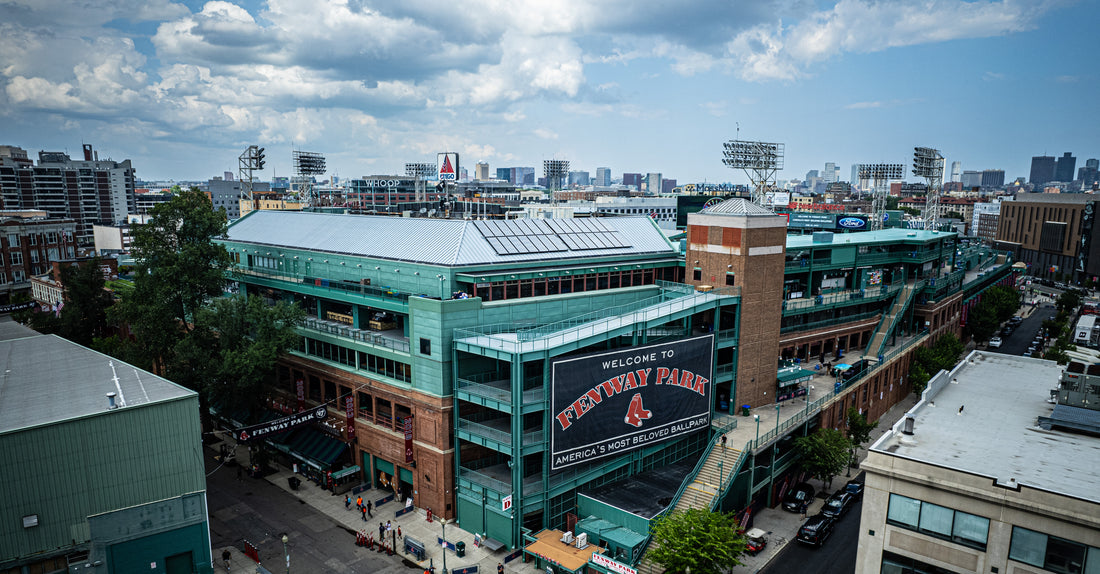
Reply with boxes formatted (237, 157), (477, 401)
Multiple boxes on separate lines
(255, 147), (266, 170)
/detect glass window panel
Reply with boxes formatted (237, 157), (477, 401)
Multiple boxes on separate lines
(887, 494), (920, 529)
(918, 502), (953, 537)
(952, 512), (989, 546)
(1046, 536), (1087, 574)
(1009, 526), (1048, 568)
(1084, 547), (1100, 574)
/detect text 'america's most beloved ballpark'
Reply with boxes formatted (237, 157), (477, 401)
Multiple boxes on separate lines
(550, 335), (714, 470)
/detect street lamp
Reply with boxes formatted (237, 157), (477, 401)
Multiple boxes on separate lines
(754, 414), (760, 448)
(441, 520), (449, 574)
(281, 533), (290, 574)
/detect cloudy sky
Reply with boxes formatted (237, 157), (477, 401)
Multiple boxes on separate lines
(1, 0), (1095, 184)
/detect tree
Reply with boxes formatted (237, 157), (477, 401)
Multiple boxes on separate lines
(648, 508), (745, 574)
(58, 257), (115, 347)
(112, 188), (232, 373)
(1056, 290), (1081, 315)
(173, 295), (303, 418)
(965, 286), (1020, 341)
(845, 407), (879, 476)
(795, 428), (850, 491)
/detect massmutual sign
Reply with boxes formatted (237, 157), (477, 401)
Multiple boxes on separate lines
(550, 335), (714, 470)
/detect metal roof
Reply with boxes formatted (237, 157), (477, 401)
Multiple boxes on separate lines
(224, 211), (676, 266)
(700, 198), (778, 216)
(0, 330), (195, 434)
(786, 228), (953, 249)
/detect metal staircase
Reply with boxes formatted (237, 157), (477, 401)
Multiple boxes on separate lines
(867, 279), (924, 358)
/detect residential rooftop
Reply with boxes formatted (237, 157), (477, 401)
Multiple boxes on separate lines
(0, 321), (194, 434)
(871, 351), (1100, 504)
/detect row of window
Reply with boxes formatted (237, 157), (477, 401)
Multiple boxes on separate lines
(300, 337), (412, 383)
(886, 493), (989, 550)
(1009, 526), (1100, 574)
(3, 231), (68, 247)
(0, 247), (74, 267)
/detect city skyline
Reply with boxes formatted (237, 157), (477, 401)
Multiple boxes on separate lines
(1, 0), (1096, 183)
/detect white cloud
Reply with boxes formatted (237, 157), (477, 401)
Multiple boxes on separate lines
(700, 101), (728, 117)
(534, 128), (558, 140)
(725, 0), (1055, 82)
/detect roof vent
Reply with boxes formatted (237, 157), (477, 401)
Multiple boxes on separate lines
(106, 392), (118, 410)
(902, 415), (915, 435)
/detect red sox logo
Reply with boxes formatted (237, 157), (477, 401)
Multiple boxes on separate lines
(623, 393), (653, 427)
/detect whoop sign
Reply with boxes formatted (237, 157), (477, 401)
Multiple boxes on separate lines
(550, 335), (713, 470)
(437, 152), (459, 182)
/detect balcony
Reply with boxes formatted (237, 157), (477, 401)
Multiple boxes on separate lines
(456, 374), (546, 406)
(300, 316), (410, 354)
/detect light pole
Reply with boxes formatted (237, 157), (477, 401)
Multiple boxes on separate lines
(754, 414), (760, 449)
(769, 404), (780, 506)
(436, 274), (446, 299)
(281, 533), (290, 574)
(441, 520), (449, 574)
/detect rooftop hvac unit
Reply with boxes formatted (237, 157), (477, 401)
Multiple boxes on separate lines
(575, 533), (588, 549)
(560, 531), (574, 544)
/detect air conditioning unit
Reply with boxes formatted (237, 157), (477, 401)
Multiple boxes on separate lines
(560, 531), (574, 544)
(575, 533), (588, 549)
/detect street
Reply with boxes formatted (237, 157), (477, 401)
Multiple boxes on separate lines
(205, 447), (421, 574)
(758, 492), (862, 574)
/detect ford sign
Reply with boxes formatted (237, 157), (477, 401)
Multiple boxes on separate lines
(838, 217), (867, 229)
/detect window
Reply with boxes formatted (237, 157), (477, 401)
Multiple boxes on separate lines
(420, 337), (431, 356)
(887, 493), (988, 550)
(725, 273), (735, 286)
(1010, 526), (1098, 574)
(29, 251), (38, 264)
(7, 234), (18, 247)
(28, 234), (36, 245)
(693, 268), (702, 281)
(10, 252), (22, 266)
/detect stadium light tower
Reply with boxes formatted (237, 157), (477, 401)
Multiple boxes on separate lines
(543, 160), (569, 203)
(238, 145), (266, 201)
(858, 164), (905, 230)
(912, 147), (945, 231)
(721, 139), (784, 206)
(293, 150), (326, 208)
(405, 162), (435, 203)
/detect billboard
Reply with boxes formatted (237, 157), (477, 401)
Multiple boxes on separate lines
(437, 152), (459, 182)
(788, 213), (836, 229)
(550, 335), (714, 470)
(836, 215), (868, 230)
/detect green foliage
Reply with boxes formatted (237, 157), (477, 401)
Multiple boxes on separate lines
(908, 333), (965, 394)
(885, 196), (900, 211)
(846, 407), (878, 452)
(648, 508), (746, 574)
(795, 428), (850, 490)
(1056, 290), (1081, 315)
(173, 295), (303, 416)
(965, 286), (1021, 341)
(58, 257), (115, 347)
(112, 188), (231, 372)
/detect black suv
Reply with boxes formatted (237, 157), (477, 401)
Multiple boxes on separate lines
(821, 491), (854, 519)
(796, 514), (835, 547)
(782, 483), (816, 513)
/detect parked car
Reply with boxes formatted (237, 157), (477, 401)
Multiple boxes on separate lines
(796, 514), (836, 547)
(845, 480), (864, 501)
(1009, 316), (1023, 324)
(782, 483), (817, 513)
(989, 336), (1002, 348)
(744, 528), (768, 555)
(821, 491), (854, 519)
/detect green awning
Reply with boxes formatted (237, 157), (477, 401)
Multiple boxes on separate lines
(331, 465), (361, 480)
(272, 426), (348, 470)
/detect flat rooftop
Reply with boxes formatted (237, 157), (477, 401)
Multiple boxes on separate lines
(580, 460), (693, 520)
(0, 324), (194, 434)
(872, 351), (1100, 504)
(786, 228), (953, 249)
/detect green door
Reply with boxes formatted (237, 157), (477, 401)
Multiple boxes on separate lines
(165, 552), (192, 574)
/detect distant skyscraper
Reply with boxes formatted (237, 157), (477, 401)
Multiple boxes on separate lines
(475, 161), (489, 181)
(806, 169), (819, 181)
(1030, 156), (1056, 186)
(645, 173), (662, 195)
(1079, 159), (1099, 188)
(595, 167), (611, 187)
(1055, 152), (1076, 183)
(850, 164), (860, 186)
(981, 170), (1005, 188)
(661, 179), (677, 194)
(569, 171), (590, 187)
(623, 173), (642, 189)
(823, 163), (838, 184)
(496, 168), (510, 182)
(950, 161), (962, 183)
(961, 171), (983, 189)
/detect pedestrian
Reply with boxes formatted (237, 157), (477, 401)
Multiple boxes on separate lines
(720, 435), (727, 449)
(361, 505), (367, 522)
(345, 495), (351, 510)
(800, 501), (808, 520)
(366, 499), (372, 517)
(222, 549), (231, 571)
(397, 525), (402, 539)
(356, 495), (363, 511)
(386, 520), (393, 537)
(498, 562), (505, 574)
(379, 522), (385, 542)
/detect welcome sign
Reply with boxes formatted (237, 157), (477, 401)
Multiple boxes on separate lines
(550, 335), (714, 470)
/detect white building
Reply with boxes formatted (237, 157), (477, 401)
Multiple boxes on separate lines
(856, 351), (1100, 574)
(594, 196), (677, 230)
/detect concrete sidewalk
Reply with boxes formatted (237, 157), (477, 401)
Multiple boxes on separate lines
(732, 391), (919, 573)
(209, 434), (541, 574)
